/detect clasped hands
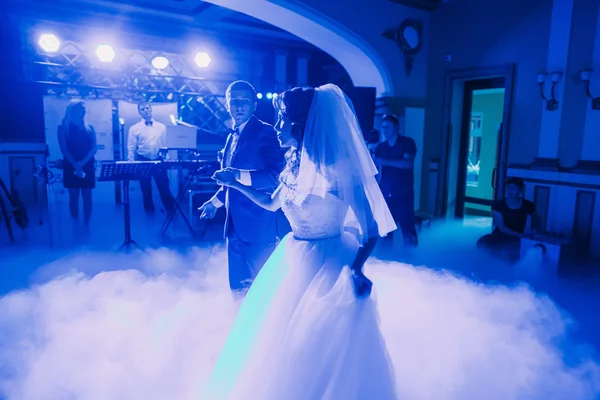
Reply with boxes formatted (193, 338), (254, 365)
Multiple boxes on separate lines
(73, 161), (86, 178)
(212, 167), (240, 187)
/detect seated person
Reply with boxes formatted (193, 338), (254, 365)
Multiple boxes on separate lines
(477, 177), (536, 260)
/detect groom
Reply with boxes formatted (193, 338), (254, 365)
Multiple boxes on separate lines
(199, 80), (285, 291)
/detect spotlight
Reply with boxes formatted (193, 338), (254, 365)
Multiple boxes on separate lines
(152, 56), (169, 70)
(96, 45), (115, 63)
(257, 93), (263, 99)
(38, 34), (60, 52)
(194, 52), (211, 68)
(273, 93), (279, 99)
(266, 92), (273, 100)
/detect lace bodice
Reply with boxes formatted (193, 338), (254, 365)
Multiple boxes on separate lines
(280, 183), (346, 240)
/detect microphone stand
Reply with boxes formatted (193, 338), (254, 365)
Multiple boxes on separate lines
(42, 165), (53, 247)
(119, 120), (126, 161)
(35, 145), (54, 247)
(117, 119), (126, 205)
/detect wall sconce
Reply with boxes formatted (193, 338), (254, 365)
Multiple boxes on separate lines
(537, 72), (561, 111)
(579, 69), (600, 110)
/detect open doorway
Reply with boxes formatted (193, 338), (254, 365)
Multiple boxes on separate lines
(459, 81), (505, 217)
(436, 65), (514, 220)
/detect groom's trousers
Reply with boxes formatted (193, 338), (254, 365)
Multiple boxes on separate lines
(226, 226), (278, 291)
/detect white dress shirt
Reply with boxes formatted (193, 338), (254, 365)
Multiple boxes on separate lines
(127, 119), (167, 161)
(212, 120), (252, 208)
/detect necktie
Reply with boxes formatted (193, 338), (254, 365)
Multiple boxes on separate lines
(145, 120), (153, 126)
(228, 128), (240, 165)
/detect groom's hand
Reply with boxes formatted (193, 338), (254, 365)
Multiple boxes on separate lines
(198, 201), (217, 219)
(212, 168), (240, 185)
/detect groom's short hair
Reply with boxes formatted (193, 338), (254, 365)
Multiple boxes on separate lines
(226, 80), (257, 100)
(381, 114), (399, 127)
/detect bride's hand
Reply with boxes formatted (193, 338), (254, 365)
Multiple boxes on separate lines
(351, 269), (373, 298)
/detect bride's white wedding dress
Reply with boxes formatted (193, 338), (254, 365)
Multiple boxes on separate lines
(203, 182), (398, 400)
(201, 177), (600, 400)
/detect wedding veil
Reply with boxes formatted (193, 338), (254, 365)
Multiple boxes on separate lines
(295, 84), (397, 244)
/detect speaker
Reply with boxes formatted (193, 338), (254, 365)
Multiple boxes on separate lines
(1, 18), (45, 142)
(346, 87), (376, 136)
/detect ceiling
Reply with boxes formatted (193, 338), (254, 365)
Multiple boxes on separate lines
(5, 0), (308, 46)
(98, 0), (290, 34)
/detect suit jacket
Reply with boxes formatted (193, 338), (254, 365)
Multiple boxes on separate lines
(211, 116), (286, 242)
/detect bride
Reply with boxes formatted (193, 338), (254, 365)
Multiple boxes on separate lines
(204, 84), (399, 399)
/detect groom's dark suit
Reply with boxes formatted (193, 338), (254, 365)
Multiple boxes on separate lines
(210, 116), (286, 290)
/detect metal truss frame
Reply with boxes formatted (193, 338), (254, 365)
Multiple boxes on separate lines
(23, 39), (233, 136)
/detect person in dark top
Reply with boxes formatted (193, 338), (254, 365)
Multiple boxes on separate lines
(477, 177), (536, 259)
(58, 100), (98, 225)
(374, 114), (418, 246)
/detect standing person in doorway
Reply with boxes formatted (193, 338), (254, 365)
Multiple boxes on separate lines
(374, 114), (418, 247)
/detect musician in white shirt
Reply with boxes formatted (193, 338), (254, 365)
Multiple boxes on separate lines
(127, 102), (175, 214)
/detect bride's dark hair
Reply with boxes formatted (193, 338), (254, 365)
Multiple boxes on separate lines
(273, 86), (315, 184)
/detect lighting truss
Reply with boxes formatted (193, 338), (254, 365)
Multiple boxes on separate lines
(23, 39), (232, 135)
